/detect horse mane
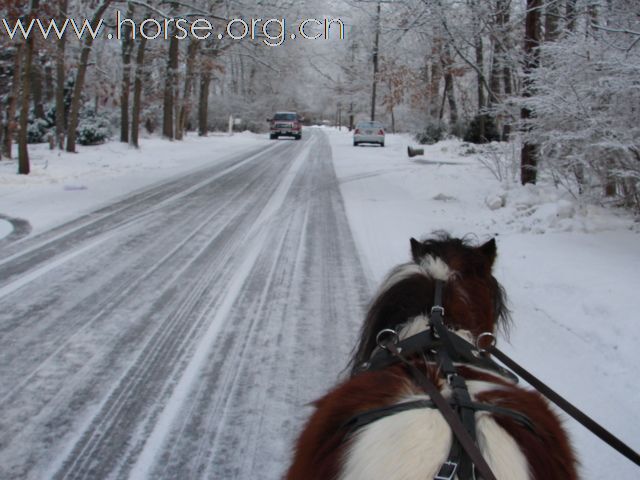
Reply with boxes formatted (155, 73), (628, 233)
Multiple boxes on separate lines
(349, 232), (510, 375)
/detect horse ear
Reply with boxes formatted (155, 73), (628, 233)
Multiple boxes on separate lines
(478, 238), (497, 266)
(410, 237), (422, 262)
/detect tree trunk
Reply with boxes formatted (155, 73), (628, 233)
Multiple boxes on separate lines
(488, 41), (502, 108)
(55, 0), (68, 149)
(66, 0), (113, 153)
(238, 55), (245, 96)
(390, 106), (395, 133)
(18, 0), (40, 175)
(130, 36), (147, 148)
(429, 40), (443, 120)
(566, 0), (577, 33)
(120, 3), (134, 143)
(173, 76), (182, 139)
(198, 68), (211, 137)
(3, 44), (22, 158)
(176, 40), (200, 140)
(520, 0), (542, 185)
(586, 3), (599, 37)
(545, 0), (561, 42)
(370, 0), (381, 121)
(496, 0), (513, 140)
(230, 56), (237, 95)
(162, 32), (179, 139)
(43, 61), (54, 102)
(474, 32), (486, 140)
(446, 72), (458, 125)
(604, 157), (617, 197)
(501, 56), (513, 138)
(475, 38), (485, 109)
(31, 54), (45, 120)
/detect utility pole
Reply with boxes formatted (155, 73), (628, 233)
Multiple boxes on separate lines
(370, 0), (381, 121)
(349, 41), (357, 130)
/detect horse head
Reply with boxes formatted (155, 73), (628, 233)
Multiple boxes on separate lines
(351, 232), (510, 374)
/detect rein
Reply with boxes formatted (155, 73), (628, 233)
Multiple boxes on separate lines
(486, 344), (640, 467)
(353, 279), (640, 479)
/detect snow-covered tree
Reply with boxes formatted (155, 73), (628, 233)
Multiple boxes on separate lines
(519, 0), (640, 208)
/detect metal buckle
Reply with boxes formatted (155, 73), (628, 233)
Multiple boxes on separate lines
(476, 332), (496, 354)
(376, 329), (399, 351)
(431, 305), (445, 316)
(434, 460), (458, 480)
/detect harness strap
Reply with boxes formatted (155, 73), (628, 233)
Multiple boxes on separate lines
(386, 341), (498, 480)
(342, 398), (535, 438)
(364, 323), (516, 382)
(429, 281), (478, 479)
(489, 345), (640, 467)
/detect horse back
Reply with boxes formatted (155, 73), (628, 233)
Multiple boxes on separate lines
(286, 364), (577, 480)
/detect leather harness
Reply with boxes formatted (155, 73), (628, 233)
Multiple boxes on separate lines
(345, 279), (640, 477)
(347, 280), (522, 480)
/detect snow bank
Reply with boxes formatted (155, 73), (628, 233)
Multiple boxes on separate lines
(492, 183), (634, 235)
(0, 132), (270, 234)
(0, 219), (11, 240)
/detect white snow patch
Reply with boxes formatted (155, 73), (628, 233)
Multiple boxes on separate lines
(0, 219), (11, 240)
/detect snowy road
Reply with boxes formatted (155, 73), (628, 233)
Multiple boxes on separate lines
(0, 130), (369, 479)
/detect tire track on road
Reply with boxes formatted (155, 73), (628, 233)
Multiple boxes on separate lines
(0, 139), (303, 480)
(136, 130), (370, 479)
(0, 131), (368, 480)
(0, 148), (278, 403)
(48, 137), (313, 480)
(0, 143), (280, 289)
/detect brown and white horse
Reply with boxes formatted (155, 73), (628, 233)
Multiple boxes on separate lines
(286, 233), (577, 480)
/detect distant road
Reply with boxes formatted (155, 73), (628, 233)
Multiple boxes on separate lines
(0, 129), (369, 479)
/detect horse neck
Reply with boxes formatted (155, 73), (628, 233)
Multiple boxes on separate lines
(351, 260), (498, 372)
(351, 265), (438, 370)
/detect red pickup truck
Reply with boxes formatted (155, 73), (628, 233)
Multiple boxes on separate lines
(268, 112), (302, 140)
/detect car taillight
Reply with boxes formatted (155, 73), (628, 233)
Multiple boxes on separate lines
(355, 129), (360, 134)
(378, 129), (384, 135)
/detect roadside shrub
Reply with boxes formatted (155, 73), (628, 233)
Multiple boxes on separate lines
(448, 121), (466, 139)
(463, 114), (500, 144)
(77, 109), (112, 145)
(415, 121), (445, 145)
(27, 117), (50, 143)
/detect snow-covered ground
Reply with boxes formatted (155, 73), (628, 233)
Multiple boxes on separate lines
(0, 132), (270, 236)
(1, 128), (638, 478)
(327, 127), (639, 479)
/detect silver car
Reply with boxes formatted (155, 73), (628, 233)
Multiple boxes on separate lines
(353, 121), (385, 147)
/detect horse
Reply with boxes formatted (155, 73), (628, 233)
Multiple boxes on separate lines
(286, 233), (578, 480)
